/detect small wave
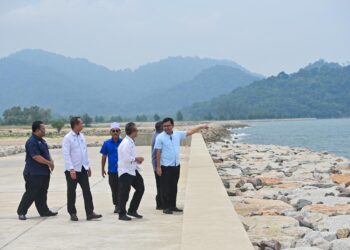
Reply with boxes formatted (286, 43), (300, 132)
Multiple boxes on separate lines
(235, 133), (247, 137)
(231, 132), (249, 141)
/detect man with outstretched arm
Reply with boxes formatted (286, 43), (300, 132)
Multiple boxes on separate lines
(155, 118), (208, 214)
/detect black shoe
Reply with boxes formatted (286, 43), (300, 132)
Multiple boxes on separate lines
(172, 207), (183, 212)
(18, 214), (27, 220)
(114, 205), (120, 214)
(70, 214), (78, 221)
(119, 214), (132, 221)
(163, 208), (173, 214)
(156, 206), (163, 210)
(127, 211), (143, 219)
(41, 210), (58, 217)
(87, 212), (102, 220)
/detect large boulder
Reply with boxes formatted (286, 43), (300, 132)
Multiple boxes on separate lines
(233, 198), (294, 216)
(302, 204), (350, 216)
(243, 216), (307, 248)
(316, 215), (350, 232)
(329, 239), (350, 250)
(330, 174), (350, 185)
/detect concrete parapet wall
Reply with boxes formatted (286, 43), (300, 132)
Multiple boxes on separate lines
(181, 134), (254, 250)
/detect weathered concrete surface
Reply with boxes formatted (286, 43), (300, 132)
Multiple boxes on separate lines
(0, 134), (253, 250)
(0, 146), (189, 250)
(181, 134), (254, 250)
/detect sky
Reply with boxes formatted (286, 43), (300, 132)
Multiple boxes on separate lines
(0, 0), (349, 76)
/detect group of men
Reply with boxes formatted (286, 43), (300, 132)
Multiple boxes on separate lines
(17, 116), (208, 221)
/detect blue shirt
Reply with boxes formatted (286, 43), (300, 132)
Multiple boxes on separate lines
(24, 134), (51, 176)
(100, 137), (123, 173)
(151, 132), (162, 170)
(154, 131), (187, 167)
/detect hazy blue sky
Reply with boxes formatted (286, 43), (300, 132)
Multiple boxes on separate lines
(0, 0), (349, 76)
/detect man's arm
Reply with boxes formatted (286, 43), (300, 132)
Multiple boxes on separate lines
(27, 141), (52, 168)
(186, 124), (209, 136)
(62, 136), (77, 180)
(101, 155), (107, 177)
(32, 155), (52, 166)
(62, 137), (74, 170)
(82, 135), (90, 170)
(156, 149), (162, 176)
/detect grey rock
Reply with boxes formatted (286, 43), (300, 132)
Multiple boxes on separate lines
(240, 183), (255, 192)
(311, 237), (330, 250)
(317, 215), (350, 233)
(295, 199), (313, 211)
(308, 183), (335, 189)
(284, 248), (322, 250)
(296, 231), (323, 247)
(321, 231), (337, 242)
(258, 240), (281, 250)
(329, 238), (350, 250)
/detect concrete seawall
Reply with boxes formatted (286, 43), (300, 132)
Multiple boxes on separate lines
(181, 134), (254, 250)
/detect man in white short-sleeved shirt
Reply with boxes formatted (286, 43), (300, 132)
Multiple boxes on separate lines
(154, 117), (208, 214)
(117, 122), (145, 221)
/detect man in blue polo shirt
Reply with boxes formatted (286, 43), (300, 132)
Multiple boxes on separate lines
(100, 122), (123, 213)
(155, 117), (208, 214)
(17, 121), (58, 220)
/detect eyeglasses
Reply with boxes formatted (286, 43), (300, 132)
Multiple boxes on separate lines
(111, 129), (121, 133)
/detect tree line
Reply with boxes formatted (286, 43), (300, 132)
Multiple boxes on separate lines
(0, 106), (185, 132)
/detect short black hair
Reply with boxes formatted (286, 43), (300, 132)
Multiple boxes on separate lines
(125, 122), (136, 135)
(70, 116), (81, 129)
(155, 121), (163, 133)
(32, 121), (44, 132)
(162, 117), (174, 125)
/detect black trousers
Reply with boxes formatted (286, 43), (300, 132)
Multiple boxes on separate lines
(17, 174), (50, 215)
(118, 171), (144, 216)
(160, 166), (180, 210)
(154, 171), (162, 208)
(108, 173), (119, 206)
(65, 168), (94, 216)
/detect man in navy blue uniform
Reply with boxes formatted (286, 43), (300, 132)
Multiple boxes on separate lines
(17, 121), (58, 220)
(100, 122), (123, 213)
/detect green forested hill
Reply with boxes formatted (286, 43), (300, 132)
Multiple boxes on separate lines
(183, 62), (350, 120)
(0, 49), (261, 115)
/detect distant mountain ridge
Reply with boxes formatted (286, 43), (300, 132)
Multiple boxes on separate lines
(0, 49), (262, 116)
(183, 61), (350, 120)
(129, 65), (260, 113)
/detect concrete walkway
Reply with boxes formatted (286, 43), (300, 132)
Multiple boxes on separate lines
(0, 146), (190, 250)
(0, 135), (254, 250)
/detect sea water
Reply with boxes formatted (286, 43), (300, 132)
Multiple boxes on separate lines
(232, 118), (350, 159)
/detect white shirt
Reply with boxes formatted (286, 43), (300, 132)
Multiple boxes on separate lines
(118, 135), (140, 177)
(62, 131), (90, 172)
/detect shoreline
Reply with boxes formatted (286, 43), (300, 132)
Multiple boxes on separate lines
(203, 124), (350, 250)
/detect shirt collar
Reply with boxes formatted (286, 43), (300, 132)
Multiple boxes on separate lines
(166, 131), (173, 136)
(110, 137), (121, 143)
(32, 133), (43, 141)
(125, 135), (135, 144)
(71, 130), (80, 136)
